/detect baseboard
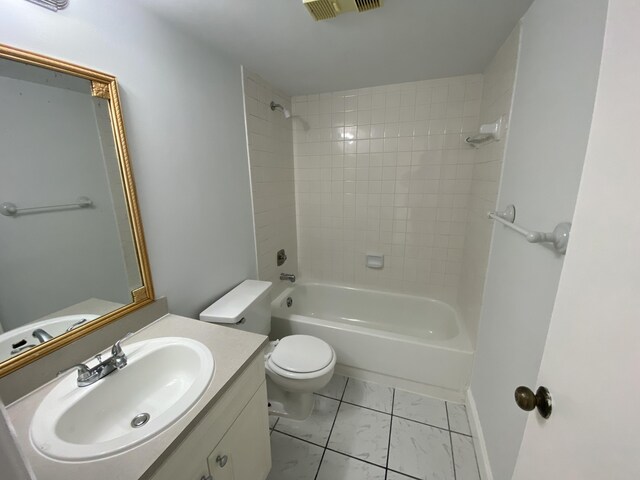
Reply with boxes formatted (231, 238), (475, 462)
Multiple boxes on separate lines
(466, 388), (493, 480)
(335, 364), (466, 403)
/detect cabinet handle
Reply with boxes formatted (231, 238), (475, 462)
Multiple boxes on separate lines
(216, 454), (228, 468)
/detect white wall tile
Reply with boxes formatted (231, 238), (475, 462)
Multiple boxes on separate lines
(293, 75), (481, 303)
(457, 26), (520, 345)
(244, 71), (298, 290)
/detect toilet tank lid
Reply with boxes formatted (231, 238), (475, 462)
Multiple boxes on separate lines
(199, 279), (272, 324)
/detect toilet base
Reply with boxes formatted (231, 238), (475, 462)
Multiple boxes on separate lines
(266, 377), (316, 420)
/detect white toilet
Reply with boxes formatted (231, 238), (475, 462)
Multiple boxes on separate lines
(200, 279), (335, 420)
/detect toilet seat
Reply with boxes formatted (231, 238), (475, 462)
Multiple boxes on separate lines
(266, 335), (335, 380)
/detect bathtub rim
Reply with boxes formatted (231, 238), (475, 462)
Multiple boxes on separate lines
(271, 281), (473, 354)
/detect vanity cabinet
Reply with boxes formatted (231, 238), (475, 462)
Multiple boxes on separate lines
(206, 383), (270, 480)
(148, 354), (271, 480)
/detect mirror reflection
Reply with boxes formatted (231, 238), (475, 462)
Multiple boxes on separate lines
(0, 57), (142, 362)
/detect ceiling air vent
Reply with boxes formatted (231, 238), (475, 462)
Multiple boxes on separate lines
(25, 0), (69, 11)
(303, 0), (383, 21)
(355, 0), (381, 12)
(304, 0), (337, 21)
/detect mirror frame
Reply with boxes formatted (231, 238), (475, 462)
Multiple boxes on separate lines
(0, 44), (154, 377)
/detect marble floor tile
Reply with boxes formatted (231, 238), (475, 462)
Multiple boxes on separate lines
(274, 395), (340, 446)
(393, 389), (449, 429)
(269, 415), (279, 430)
(389, 416), (454, 480)
(317, 374), (348, 400)
(452, 432), (480, 480)
(267, 431), (324, 480)
(342, 378), (394, 413)
(327, 403), (391, 467)
(386, 470), (419, 480)
(447, 402), (471, 435)
(316, 450), (386, 480)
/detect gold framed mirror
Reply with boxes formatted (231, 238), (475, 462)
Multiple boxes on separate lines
(0, 44), (154, 377)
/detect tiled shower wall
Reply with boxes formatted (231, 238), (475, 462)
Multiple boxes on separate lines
(458, 26), (521, 343)
(292, 75), (483, 303)
(243, 71), (298, 288)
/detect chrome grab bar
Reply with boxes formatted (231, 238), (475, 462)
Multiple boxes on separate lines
(1, 196), (93, 217)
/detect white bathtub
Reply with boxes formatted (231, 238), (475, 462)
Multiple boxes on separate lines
(270, 283), (473, 396)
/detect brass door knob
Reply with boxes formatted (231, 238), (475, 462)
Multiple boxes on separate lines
(514, 385), (552, 419)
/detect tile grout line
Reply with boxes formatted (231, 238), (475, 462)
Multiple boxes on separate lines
(384, 387), (395, 480)
(386, 467), (424, 480)
(446, 402), (474, 436)
(392, 412), (461, 435)
(273, 429), (327, 449)
(456, 405), (482, 477)
(339, 398), (392, 416)
(449, 403), (481, 479)
(272, 415), (470, 479)
(446, 402), (458, 480)
(333, 394), (462, 429)
(324, 447), (390, 471)
(314, 377), (349, 480)
(327, 391), (471, 437)
(450, 429), (458, 480)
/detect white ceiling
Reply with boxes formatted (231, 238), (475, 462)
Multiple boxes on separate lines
(136, 0), (534, 96)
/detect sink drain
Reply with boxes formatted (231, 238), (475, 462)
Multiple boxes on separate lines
(131, 413), (150, 428)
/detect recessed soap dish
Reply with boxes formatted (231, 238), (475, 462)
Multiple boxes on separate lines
(465, 116), (504, 148)
(366, 253), (384, 269)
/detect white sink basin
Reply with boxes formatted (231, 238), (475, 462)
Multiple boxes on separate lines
(0, 314), (100, 360)
(30, 337), (214, 461)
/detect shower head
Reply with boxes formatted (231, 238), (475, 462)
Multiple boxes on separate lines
(270, 101), (291, 119)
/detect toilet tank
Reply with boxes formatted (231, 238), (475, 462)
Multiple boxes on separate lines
(199, 280), (273, 335)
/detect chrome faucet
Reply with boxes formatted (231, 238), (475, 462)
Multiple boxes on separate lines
(32, 328), (53, 343)
(280, 273), (296, 283)
(58, 333), (132, 387)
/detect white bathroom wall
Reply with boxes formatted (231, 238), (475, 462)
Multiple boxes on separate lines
(292, 76), (482, 303)
(243, 71), (298, 291)
(0, 76), (131, 330)
(469, 0), (608, 478)
(457, 26), (521, 344)
(0, 1), (257, 318)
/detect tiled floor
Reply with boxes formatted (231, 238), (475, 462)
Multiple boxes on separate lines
(267, 375), (480, 480)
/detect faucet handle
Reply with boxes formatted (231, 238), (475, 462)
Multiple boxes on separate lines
(57, 363), (91, 381)
(111, 332), (133, 369)
(111, 332), (133, 357)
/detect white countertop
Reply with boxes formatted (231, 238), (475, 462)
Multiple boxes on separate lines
(7, 314), (268, 480)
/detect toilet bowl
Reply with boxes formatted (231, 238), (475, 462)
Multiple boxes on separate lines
(264, 335), (336, 419)
(199, 280), (336, 420)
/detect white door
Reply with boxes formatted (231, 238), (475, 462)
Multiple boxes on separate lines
(512, 1), (640, 478)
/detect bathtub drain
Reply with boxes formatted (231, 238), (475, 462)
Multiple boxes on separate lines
(131, 413), (150, 428)
(286, 297), (293, 308)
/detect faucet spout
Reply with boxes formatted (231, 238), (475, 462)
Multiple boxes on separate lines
(280, 273), (296, 283)
(32, 328), (53, 343)
(59, 333), (133, 387)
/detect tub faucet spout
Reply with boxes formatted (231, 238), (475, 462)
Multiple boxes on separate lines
(32, 328), (53, 343)
(280, 273), (296, 283)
